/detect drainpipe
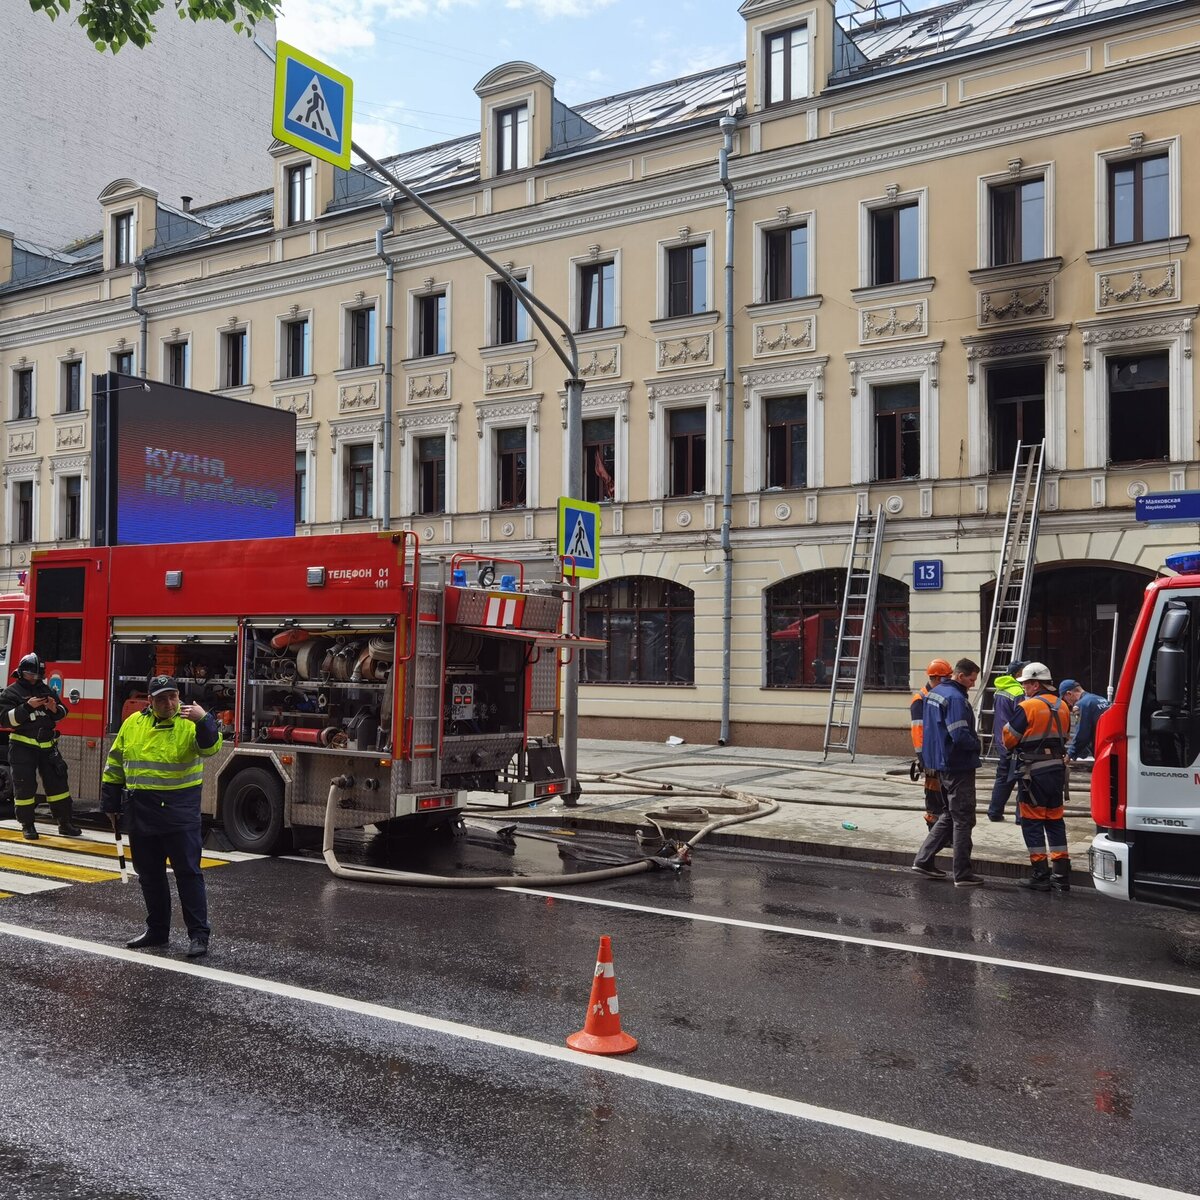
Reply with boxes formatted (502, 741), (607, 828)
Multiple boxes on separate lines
(375, 195), (396, 529)
(131, 258), (147, 377)
(717, 111), (737, 746)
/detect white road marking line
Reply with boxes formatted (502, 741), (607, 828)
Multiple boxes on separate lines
(504, 888), (1200, 999)
(0, 822), (259, 862)
(0, 870), (68, 894)
(0, 920), (1191, 1200)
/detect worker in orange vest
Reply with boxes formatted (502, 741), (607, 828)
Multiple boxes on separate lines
(910, 658), (953, 830)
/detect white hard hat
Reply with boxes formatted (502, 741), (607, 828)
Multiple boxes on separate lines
(1016, 661), (1052, 683)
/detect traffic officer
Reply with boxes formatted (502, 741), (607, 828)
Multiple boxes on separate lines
(0, 653), (80, 841)
(1002, 662), (1071, 892)
(910, 658), (952, 831)
(101, 675), (222, 957)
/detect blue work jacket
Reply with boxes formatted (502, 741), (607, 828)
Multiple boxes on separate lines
(922, 679), (981, 774)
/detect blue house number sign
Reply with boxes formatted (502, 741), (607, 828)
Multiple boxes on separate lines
(913, 560), (943, 591)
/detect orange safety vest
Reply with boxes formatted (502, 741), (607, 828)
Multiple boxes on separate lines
(909, 683), (931, 753)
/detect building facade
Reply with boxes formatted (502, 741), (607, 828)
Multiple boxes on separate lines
(1, 0), (1196, 751)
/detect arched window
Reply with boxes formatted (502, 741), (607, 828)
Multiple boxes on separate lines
(765, 569), (909, 690)
(581, 576), (694, 684)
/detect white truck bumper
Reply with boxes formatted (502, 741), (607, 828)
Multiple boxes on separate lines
(1089, 831), (1131, 901)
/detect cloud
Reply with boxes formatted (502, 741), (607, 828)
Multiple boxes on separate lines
(645, 42), (742, 81)
(352, 117), (407, 158)
(277, 0), (481, 55)
(502, 0), (616, 15)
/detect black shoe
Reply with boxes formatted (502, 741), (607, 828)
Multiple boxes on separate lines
(987, 814), (1005, 822)
(186, 937), (209, 958)
(954, 873), (985, 887)
(1018, 873), (1053, 892)
(910, 863), (947, 879)
(57, 823), (83, 837)
(125, 932), (169, 950)
(20, 825), (38, 842)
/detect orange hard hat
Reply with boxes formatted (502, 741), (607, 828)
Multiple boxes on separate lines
(926, 658), (953, 678)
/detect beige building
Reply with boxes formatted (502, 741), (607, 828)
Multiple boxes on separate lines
(1, 0), (1196, 751)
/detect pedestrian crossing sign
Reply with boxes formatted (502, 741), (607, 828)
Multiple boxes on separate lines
(273, 42), (353, 170)
(557, 497), (601, 579)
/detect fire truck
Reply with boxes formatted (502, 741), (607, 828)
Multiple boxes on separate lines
(0, 532), (583, 853)
(1091, 551), (1200, 910)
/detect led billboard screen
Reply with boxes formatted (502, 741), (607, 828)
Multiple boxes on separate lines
(93, 374), (297, 546)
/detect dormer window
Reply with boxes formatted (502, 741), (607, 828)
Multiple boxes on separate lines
(287, 163), (313, 225)
(496, 104), (529, 173)
(112, 212), (133, 267)
(765, 24), (809, 106)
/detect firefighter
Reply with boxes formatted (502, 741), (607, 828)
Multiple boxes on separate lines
(101, 675), (222, 957)
(910, 658), (953, 831)
(0, 653), (79, 840)
(1002, 662), (1071, 892)
(986, 661), (1027, 822)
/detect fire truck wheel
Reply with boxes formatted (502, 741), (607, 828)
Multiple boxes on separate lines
(222, 767), (289, 855)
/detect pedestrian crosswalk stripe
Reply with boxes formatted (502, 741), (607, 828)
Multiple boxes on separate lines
(0, 869), (69, 895)
(0, 825), (231, 869)
(0, 851), (119, 884)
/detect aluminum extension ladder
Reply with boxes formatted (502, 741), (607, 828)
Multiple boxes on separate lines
(973, 440), (1045, 755)
(822, 504), (887, 761)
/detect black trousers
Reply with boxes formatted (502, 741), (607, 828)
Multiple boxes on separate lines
(9, 743), (70, 816)
(129, 826), (210, 942)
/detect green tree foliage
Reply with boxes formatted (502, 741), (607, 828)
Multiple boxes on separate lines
(28, 0), (282, 53)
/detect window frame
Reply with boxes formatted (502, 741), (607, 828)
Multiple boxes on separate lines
(10, 475), (36, 545)
(12, 365), (35, 422)
(763, 22), (810, 107)
(649, 377), (720, 501)
(495, 103), (530, 174)
(978, 163), (1055, 270)
(346, 304), (378, 369)
(344, 441), (375, 521)
(859, 189), (927, 289)
(60, 357), (83, 414)
(1095, 137), (1180, 251)
(280, 314), (312, 380)
(489, 270), (531, 347)
(220, 326), (249, 390)
(495, 425), (528, 510)
(286, 162), (314, 226)
(414, 290), (449, 359)
(761, 220), (811, 304)
(577, 259), (617, 332)
(742, 361), (827, 495)
(163, 338), (190, 388)
(580, 576), (695, 686)
(398, 405), (459, 519)
(294, 425), (317, 525)
(111, 349), (135, 376)
(57, 473), (83, 541)
(477, 399), (540, 513)
(871, 381), (922, 483)
(415, 434), (448, 516)
(663, 241), (710, 319)
(111, 211), (133, 268)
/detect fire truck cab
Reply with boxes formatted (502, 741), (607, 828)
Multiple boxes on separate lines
(0, 532), (580, 853)
(1091, 551), (1200, 910)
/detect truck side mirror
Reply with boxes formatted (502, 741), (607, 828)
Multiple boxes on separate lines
(1153, 642), (1186, 711)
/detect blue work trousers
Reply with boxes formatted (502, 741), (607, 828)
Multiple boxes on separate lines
(129, 827), (210, 942)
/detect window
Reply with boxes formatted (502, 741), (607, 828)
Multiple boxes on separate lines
(62, 360), (82, 413)
(283, 318), (311, 378)
(345, 443), (374, 520)
(295, 451), (308, 523)
(496, 427), (526, 509)
(60, 476), (82, 540)
(112, 350), (134, 375)
(417, 436), (446, 515)
(873, 382), (920, 481)
(764, 224), (808, 302)
(990, 178), (1044, 265)
(987, 363), (1045, 473)
(221, 329), (248, 389)
(583, 417), (616, 503)
(493, 277), (529, 345)
(666, 244), (707, 317)
(287, 163), (313, 226)
(1109, 154), (1169, 246)
(112, 211), (132, 267)
(166, 341), (189, 387)
(765, 396), (807, 489)
(495, 104), (529, 174)
(14, 368), (33, 421)
(416, 293), (447, 357)
(581, 577), (695, 684)
(766, 571), (909, 690)
(15, 480), (33, 543)
(579, 261), (615, 331)
(764, 23), (809, 106)
(669, 407), (706, 496)
(871, 203), (919, 285)
(1108, 351), (1168, 463)
(348, 306), (377, 368)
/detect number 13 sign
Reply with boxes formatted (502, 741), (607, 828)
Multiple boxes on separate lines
(913, 560), (943, 591)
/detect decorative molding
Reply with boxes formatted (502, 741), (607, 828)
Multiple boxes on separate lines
(578, 346), (621, 378)
(884, 494), (904, 514)
(396, 403), (460, 445)
(861, 300), (927, 344)
(1097, 262), (1180, 310)
(962, 326), (1069, 384)
(774, 503), (791, 521)
(980, 283), (1051, 326)
(474, 394), (543, 438)
(846, 343), (943, 397)
(657, 332), (713, 371)
(2, 456), (40, 479)
(1127, 479), (1149, 499)
(484, 358), (532, 393)
(6, 430), (35, 457)
(754, 317), (814, 357)
(1079, 309), (1197, 367)
(562, 382), (631, 429)
(54, 424), (85, 449)
(408, 371), (451, 402)
(274, 389), (312, 418)
(645, 371), (722, 412)
(676, 509), (692, 527)
(338, 380), (379, 412)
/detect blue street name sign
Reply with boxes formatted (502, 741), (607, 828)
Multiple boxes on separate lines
(273, 43), (353, 170)
(1135, 491), (1200, 523)
(913, 560), (943, 591)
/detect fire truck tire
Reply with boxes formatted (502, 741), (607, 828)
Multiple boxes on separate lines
(222, 767), (289, 855)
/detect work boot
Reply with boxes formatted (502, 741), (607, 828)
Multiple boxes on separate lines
(19, 819), (38, 842)
(49, 799), (82, 837)
(1018, 863), (1052, 891)
(1051, 859), (1072, 893)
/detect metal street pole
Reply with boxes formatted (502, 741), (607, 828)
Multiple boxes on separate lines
(350, 143), (585, 800)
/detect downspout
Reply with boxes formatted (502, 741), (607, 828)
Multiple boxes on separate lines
(131, 258), (147, 377)
(718, 111), (737, 746)
(375, 195), (396, 529)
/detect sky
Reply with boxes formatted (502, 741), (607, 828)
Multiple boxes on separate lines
(274, 0), (762, 160)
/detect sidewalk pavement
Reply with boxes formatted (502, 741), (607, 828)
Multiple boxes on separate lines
(479, 739), (1098, 884)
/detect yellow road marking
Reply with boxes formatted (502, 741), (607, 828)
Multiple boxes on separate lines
(0, 828), (226, 869)
(0, 892), (10, 900)
(0, 852), (119, 884)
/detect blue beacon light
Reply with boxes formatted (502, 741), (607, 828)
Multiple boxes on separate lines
(1165, 552), (1200, 574)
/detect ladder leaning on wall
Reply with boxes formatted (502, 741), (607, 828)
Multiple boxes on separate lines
(973, 440), (1046, 756)
(822, 504), (887, 761)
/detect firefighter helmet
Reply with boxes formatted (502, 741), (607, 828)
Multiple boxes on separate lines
(926, 658), (953, 679)
(1016, 661), (1052, 683)
(14, 653), (43, 679)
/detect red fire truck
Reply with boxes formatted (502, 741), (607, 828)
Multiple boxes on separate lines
(1091, 551), (1200, 910)
(0, 532), (582, 853)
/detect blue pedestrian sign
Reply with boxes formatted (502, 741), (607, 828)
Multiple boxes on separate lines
(557, 497), (601, 579)
(1136, 491), (1200, 523)
(273, 42), (353, 170)
(913, 560), (943, 591)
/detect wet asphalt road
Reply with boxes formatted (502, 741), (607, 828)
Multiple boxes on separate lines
(1, 825), (1198, 1200)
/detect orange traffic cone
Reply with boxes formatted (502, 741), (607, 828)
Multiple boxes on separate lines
(566, 935), (638, 1056)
